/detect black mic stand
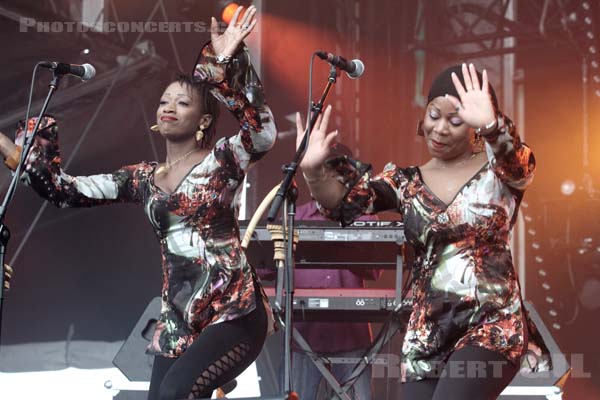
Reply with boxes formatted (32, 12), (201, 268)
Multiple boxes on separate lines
(0, 71), (62, 344)
(266, 64), (339, 400)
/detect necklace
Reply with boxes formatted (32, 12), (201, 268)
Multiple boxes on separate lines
(155, 148), (200, 175)
(433, 152), (477, 169)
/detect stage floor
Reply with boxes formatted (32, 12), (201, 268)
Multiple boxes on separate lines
(0, 341), (260, 399)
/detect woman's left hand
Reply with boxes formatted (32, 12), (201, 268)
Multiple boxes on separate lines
(211, 5), (257, 57)
(446, 63), (496, 129)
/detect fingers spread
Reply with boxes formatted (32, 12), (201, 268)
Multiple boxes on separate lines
(296, 112), (306, 148)
(229, 5), (244, 28)
(469, 63), (480, 90)
(296, 111), (304, 132)
(247, 18), (258, 33)
(313, 113), (323, 132)
(319, 104), (332, 133)
(240, 5), (256, 27)
(451, 72), (466, 99)
(461, 63), (473, 90)
(482, 69), (489, 93)
(296, 112), (306, 140)
(323, 130), (339, 149)
(210, 17), (219, 40)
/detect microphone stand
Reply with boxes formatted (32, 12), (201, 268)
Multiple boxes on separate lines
(0, 71), (62, 343)
(267, 64), (339, 399)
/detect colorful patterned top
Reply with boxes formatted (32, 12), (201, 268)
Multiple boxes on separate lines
(15, 43), (276, 358)
(320, 115), (538, 382)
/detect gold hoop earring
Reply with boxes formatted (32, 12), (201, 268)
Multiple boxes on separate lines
(416, 120), (424, 137)
(196, 127), (204, 143)
(150, 124), (159, 132)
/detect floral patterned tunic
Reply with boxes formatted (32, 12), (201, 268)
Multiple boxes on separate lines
(321, 115), (539, 382)
(14, 43), (276, 358)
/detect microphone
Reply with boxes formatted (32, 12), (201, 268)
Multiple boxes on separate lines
(316, 51), (365, 79)
(39, 61), (96, 81)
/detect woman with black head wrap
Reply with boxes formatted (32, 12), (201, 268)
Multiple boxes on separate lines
(296, 63), (543, 399)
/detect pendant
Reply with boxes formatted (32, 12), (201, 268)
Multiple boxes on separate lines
(436, 212), (450, 224)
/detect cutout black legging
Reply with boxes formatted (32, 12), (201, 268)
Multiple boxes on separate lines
(402, 345), (520, 400)
(147, 296), (268, 400)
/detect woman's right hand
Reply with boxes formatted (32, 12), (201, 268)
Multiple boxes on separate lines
(211, 5), (257, 57)
(296, 104), (338, 176)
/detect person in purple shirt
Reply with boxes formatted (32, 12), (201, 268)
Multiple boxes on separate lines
(292, 199), (381, 400)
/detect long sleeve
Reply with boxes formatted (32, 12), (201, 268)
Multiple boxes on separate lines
(15, 116), (151, 208)
(317, 156), (409, 226)
(483, 113), (535, 190)
(193, 42), (276, 171)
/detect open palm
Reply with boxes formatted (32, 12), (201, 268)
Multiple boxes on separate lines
(211, 5), (257, 56)
(446, 63), (496, 129)
(296, 105), (339, 173)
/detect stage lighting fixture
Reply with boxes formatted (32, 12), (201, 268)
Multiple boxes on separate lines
(560, 179), (576, 196)
(217, 0), (252, 24)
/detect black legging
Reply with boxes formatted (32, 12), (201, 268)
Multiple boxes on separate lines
(402, 345), (520, 400)
(147, 295), (268, 400)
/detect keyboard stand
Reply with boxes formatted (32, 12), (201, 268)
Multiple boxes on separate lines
(268, 233), (407, 399)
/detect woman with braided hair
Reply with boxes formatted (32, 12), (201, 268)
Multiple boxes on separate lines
(0, 6), (275, 400)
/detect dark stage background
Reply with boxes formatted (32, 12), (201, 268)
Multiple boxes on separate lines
(0, 1), (599, 399)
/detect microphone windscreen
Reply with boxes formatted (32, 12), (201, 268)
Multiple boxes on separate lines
(82, 63), (96, 81)
(348, 59), (365, 79)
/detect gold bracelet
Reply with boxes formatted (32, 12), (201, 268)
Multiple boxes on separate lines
(4, 145), (22, 171)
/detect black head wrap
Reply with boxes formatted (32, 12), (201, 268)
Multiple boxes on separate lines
(427, 65), (499, 111)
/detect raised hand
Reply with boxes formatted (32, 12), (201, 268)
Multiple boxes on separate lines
(446, 63), (496, 130)
(296, 105), (338, 174)
(211, 5), (257, 57)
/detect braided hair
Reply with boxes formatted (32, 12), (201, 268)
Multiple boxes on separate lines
(172, 73), (221, 149)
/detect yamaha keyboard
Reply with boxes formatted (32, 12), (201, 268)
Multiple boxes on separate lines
(241, 220), (406, 270)
(263, 287), (413, 322)
(240, 220), (405, 242)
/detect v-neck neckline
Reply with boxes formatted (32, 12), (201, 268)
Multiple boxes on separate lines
(415, 162), (489, 209)
(151, 153), (210, 196)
